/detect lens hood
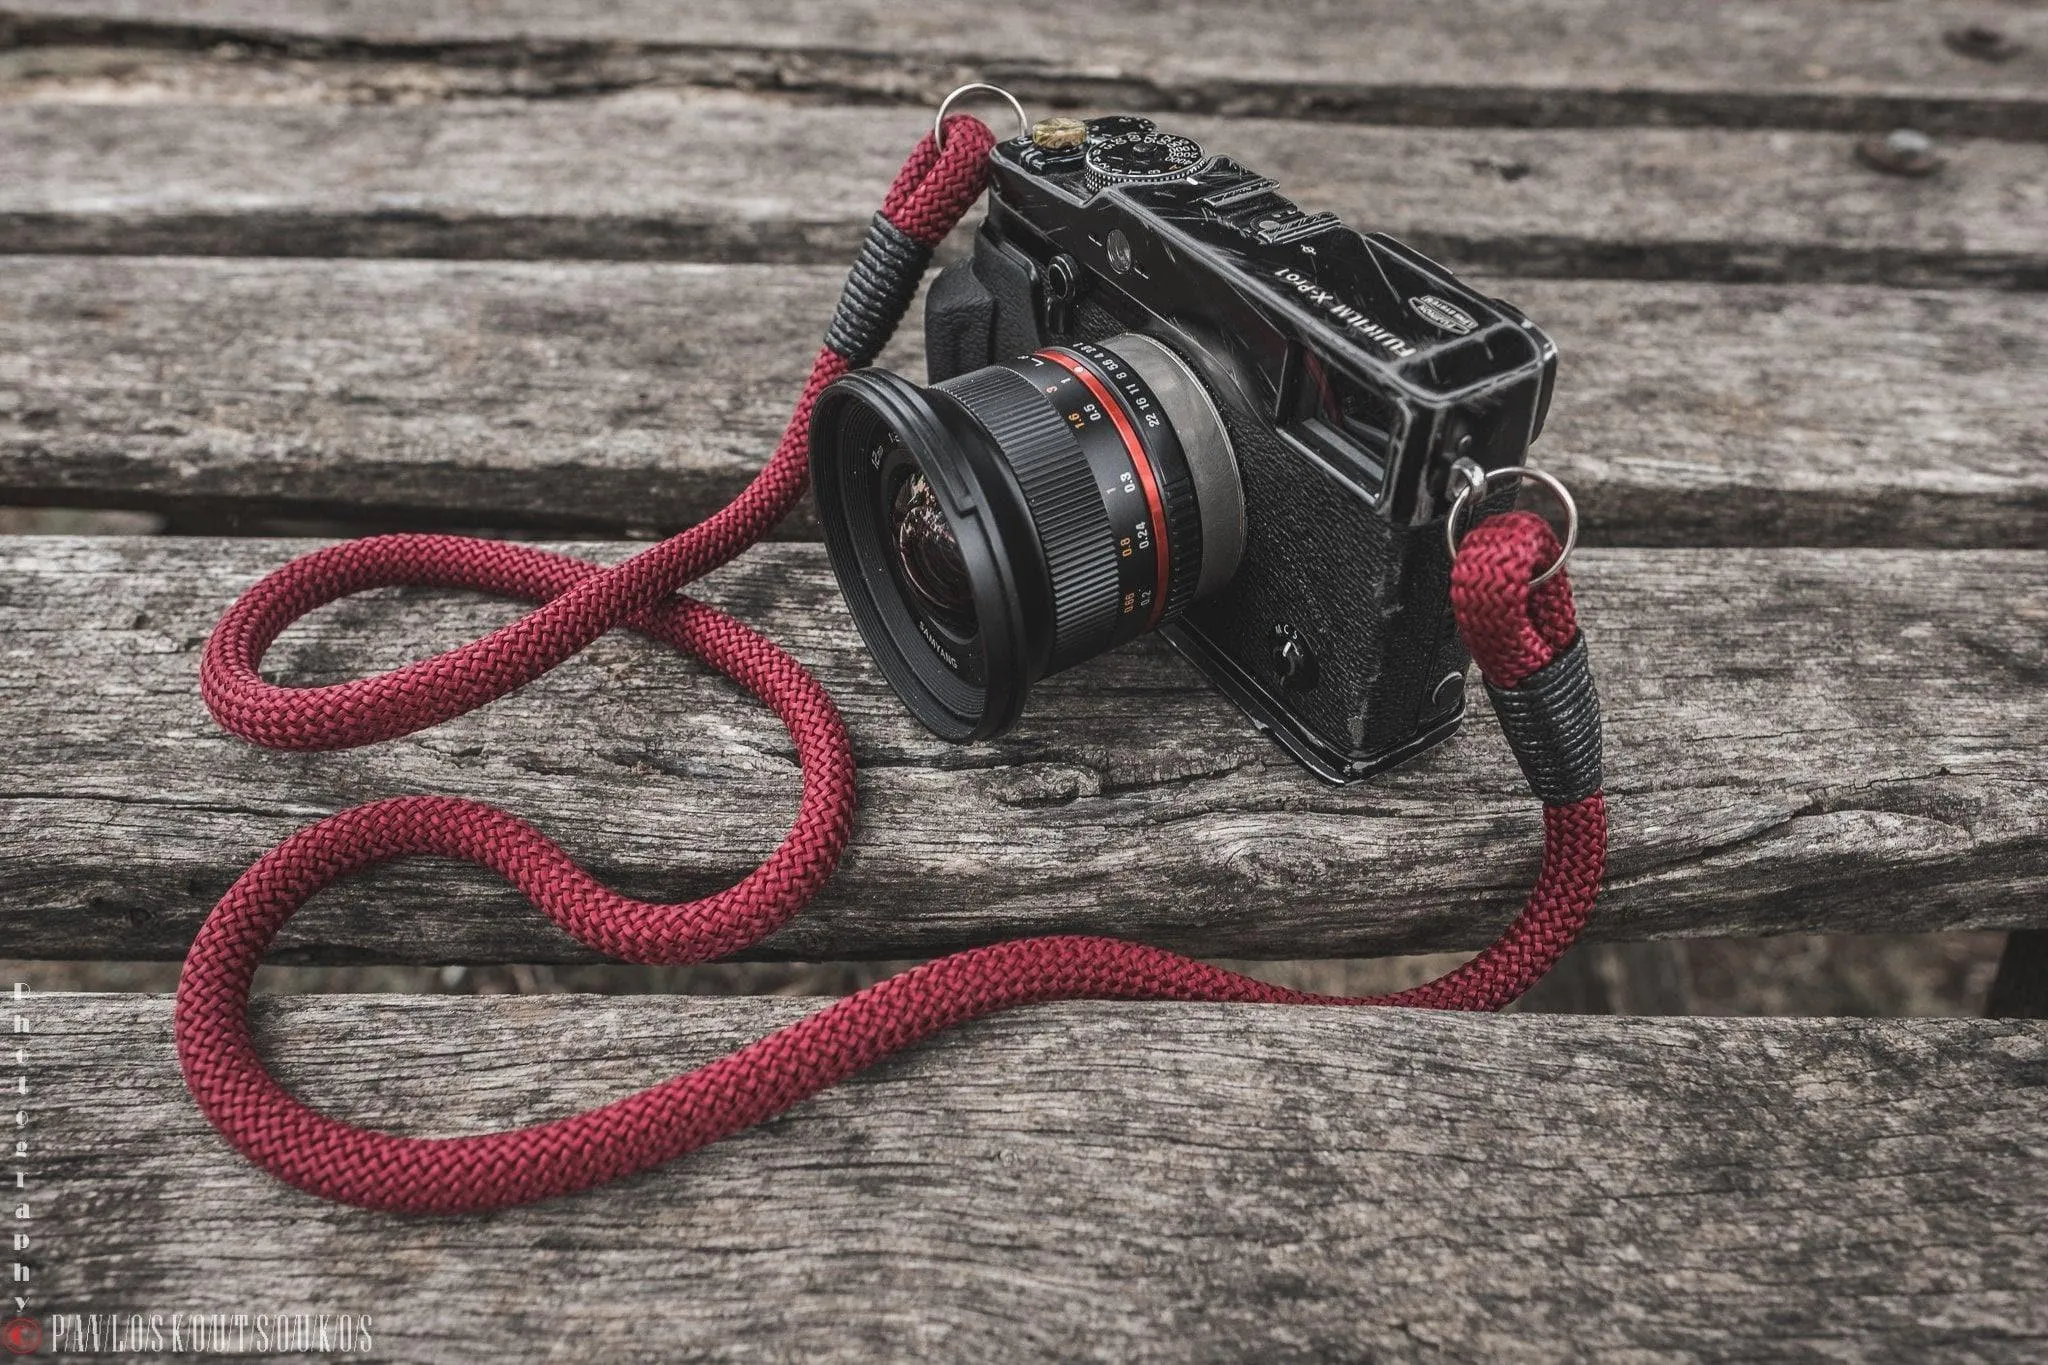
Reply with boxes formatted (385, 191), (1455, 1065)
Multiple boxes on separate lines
(810, 368), (1042, 739)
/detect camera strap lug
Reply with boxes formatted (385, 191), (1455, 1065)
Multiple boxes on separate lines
(933, 83), (1029, 149)
(1446, 459), (1579, 586)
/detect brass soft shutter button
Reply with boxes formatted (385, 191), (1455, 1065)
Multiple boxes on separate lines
(1031, 117), (1088, 152)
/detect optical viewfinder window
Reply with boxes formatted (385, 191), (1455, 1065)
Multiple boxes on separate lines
(1282, 349), (1400, 499)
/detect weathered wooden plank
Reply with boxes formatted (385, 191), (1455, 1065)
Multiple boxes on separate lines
(26, 993), (2048, 1361)
(4, 258), (2043, 548)
(1, 537), (2041, 963)
(7, 0), (2048, 138)
(0, 257), (908, 539)
(0, 93), (2043, 286)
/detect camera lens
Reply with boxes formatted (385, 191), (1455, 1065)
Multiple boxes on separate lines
(810, 333), (1243, 739)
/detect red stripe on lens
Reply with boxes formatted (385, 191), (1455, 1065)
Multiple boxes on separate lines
(1038, 349), (1171, 629)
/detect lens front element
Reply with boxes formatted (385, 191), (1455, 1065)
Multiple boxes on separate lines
(889, 467), (978, 635)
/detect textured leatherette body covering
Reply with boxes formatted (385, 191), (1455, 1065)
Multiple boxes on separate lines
(1183, 422), (1470, 760)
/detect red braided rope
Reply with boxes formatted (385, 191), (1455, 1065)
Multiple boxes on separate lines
(176, 120), (1606, 1214)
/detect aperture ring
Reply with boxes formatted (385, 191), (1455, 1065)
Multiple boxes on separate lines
(934, 366), (1124, 669)
(1061, 340), (1205, 625)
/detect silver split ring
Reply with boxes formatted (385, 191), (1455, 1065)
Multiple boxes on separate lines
(934, 84), (1029, 150)
(1444, 465), (1579, 587)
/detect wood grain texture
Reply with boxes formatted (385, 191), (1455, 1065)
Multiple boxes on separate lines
(2, 536), (2041, 964)
(7, 0), (2048, 138)
(27, 992), (2048, 1361)
(4, 258), (2044, 548)
(0, 92), (2043, 286)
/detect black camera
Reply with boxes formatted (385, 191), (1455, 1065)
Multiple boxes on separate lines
(810, 115), (1558, 782)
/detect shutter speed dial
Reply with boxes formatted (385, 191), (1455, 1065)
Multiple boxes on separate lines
(1083, 130), (1207, 193)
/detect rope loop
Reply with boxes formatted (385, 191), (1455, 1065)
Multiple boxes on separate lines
(176, 120), (1607, 1213)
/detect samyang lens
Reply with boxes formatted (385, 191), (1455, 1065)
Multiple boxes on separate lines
(810, 334), (1243, 740)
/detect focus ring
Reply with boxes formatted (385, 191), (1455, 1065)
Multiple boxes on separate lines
(935, 366), (1123, 668)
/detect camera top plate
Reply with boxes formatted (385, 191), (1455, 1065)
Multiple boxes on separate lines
(984, 116), (1559, 526)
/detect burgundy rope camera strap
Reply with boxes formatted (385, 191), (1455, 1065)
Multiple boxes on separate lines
(175, 116), (1607, 1215)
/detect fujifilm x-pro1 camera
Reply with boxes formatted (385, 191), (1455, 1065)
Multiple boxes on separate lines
(810, 113), (1559, 782)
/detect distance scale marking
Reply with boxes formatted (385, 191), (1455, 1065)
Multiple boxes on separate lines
(1023, 348), (1173, 635)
